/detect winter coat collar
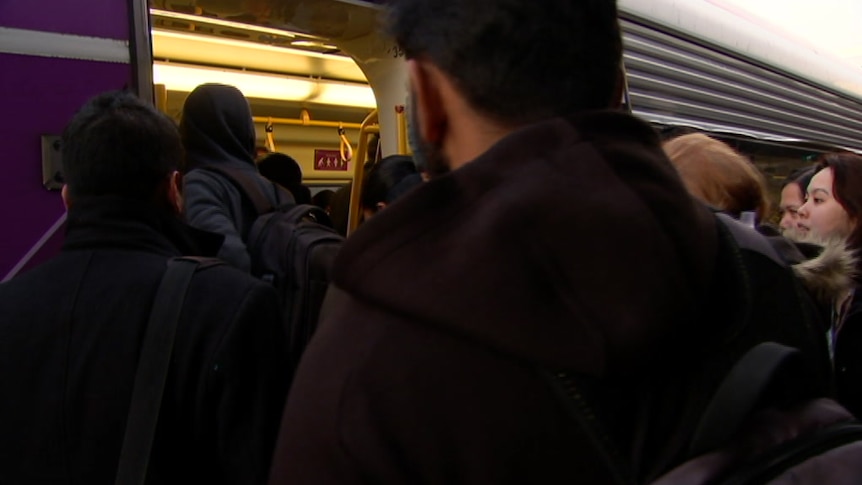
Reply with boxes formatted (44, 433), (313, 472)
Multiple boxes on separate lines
(334, 111), (718, 377)
(63, 196), (224, 257)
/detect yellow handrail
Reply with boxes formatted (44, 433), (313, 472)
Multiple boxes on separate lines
(252, 116), (363, 130)
(347, 110), (380, 235)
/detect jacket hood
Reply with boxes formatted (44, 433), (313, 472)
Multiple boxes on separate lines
(180, 84), (257, 172)
(790, 237), (858, 305)
(333, 111), (718, 377)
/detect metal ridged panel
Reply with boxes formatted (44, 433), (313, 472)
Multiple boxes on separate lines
(621, 16), (862, 151)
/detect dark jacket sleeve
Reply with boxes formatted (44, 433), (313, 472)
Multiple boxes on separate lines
(835, 291), (862, 418)
(184, 170), (252, 272)
(206, 281), (289, 485)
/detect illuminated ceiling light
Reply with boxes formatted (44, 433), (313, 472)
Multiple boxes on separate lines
(312, 81), (377, 108)
(152, 29), (332, 58)
(291, 40), (339, 50)
(150, 8), (297, 39)
(153, 62), (377, 109)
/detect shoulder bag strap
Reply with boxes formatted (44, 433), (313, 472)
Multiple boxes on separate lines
(202, 165), (274, 215)
(688, 342), (804, 456)
(114, 257), (204, 485)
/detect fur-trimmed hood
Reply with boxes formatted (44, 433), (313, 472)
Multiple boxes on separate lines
(788, 236), (857, 306)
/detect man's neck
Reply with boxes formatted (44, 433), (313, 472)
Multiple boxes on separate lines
(445, 114), (515, 171)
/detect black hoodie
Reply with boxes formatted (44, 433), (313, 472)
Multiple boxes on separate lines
(181, 84), (292, 271)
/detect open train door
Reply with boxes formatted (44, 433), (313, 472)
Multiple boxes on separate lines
(238, 0), (409, 233)
(0, 0), (154, 281)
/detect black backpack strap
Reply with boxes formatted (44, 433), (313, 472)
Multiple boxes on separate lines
(202, 165), (275, 215)
(114, 256), (219, 485)
(688, 342), (804, 457)
(717, 421), (862, 485)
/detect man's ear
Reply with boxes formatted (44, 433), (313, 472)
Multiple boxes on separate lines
(61, 185), (72, 210)
(407, 59), (447, 146)
(166, 170), (183, 215)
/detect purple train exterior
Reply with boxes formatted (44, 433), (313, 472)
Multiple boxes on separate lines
(1, 0), (152, 280)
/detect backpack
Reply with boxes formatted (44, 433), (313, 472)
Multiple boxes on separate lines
(204, 166), (344, 375)
(543, 213), (862, 484)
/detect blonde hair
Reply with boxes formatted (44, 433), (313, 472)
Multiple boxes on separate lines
(663, 133), (770, 221)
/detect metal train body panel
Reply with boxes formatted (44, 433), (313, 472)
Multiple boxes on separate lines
(620, 0), (862, 151)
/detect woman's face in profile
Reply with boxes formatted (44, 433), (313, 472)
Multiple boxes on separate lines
(797, 168), (856, 241)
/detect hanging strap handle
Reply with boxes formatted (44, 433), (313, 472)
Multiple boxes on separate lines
(265, 118), (276, 153)
(114, 257), (212, 485)
(338, 124), (353, 163)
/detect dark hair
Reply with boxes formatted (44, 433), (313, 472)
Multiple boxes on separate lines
(361, 155), (422, 210)
(311, 189), (335, 211)
(782, 166), (817, 191)
(257, 152), (311, 204)
(61, 90), (181, 201)
(815, 152), (862, 252)
(387, 0), (622, 124)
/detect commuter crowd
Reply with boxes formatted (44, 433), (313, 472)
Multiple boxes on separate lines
(2, 0), (862, 483)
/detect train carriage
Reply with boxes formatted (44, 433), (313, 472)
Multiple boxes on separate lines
(2, 0), (862, 279)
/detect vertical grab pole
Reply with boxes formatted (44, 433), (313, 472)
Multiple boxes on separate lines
(395, 105), (408, 155)
(154, 84), (168, 114)
(347, 110), (379, 236)
(129, 0), (154, 103)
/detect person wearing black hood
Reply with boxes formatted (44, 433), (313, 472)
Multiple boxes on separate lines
(181, 83), (293, 271)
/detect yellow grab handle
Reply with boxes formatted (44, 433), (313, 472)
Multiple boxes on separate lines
(338, 124), (353, 162)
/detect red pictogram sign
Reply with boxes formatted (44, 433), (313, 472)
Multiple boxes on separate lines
(313, 149), (349, 171)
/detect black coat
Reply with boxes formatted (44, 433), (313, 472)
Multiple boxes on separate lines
(835, 287), (862, 417)
(0, 197), (289, 485)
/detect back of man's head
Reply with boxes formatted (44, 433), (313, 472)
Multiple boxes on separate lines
(257, 152), (303, 188)
(62, 90), (181, 202)
(257, 152), (312, 204)
(388, 0), (623, 124)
